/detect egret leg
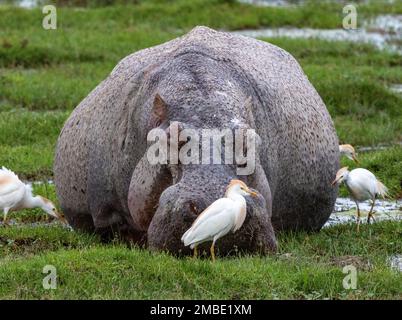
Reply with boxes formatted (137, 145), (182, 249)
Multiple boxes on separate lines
(367, 198), (376, 224)
(3, 208), (10, 227)
(355, 202), (361, 233)
(210, 243), (216, 263)
(193, 245), (198, 259)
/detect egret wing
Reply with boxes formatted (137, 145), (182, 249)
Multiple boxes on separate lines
(349, 169), (378, 199)
(182, 198), (236, 246)
(190, 198), (233, 227)
(181, 198), (232, 242)
(0, 168), (26, 209)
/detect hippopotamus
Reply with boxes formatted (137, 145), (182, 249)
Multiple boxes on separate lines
(54, 26), (339, 255)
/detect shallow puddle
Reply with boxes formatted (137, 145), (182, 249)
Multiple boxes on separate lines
(238, 0), (302, 6)
(2, 0), (39, 8)
(357, 142), (402, 152)
(325, 197), (402, 227)
(231, 14), (402, 54)
(390, 84), (402, 95)
(24, 179), (54, 186)
(389, 255), (402, 272)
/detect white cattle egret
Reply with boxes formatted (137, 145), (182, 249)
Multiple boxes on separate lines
(181, 179), (257, 261)
(0, 167), (66, 225)
(339, 144), (359, 163)
(332, 167), (388, 231)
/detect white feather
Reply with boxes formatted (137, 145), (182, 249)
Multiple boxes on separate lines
(181, 180), (252, 249)
(0, 167), (26, 211)
(346, 168), (383, 201)
(0, 167), (64, 223)
(181, 198), (236, 247)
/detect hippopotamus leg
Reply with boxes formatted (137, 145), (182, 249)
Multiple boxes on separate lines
(85, 144), (146, 243)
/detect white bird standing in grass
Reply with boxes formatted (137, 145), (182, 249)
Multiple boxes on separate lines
(332, 167), (388, 232)
(181, 179), (257, 262)
(339, 144), (359, 163)
(0, 167), (66, 226)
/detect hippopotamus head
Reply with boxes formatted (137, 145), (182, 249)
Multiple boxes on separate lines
(126, 54), (277, 255)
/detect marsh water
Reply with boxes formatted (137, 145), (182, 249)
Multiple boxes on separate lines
(239, 0), (303, 6)
(232, 14), (402, 54)
(389, 255), (402, 272)
(325, 198), (402, 227)
(237, 1), (402, 54)
(1, 0), (38, 7)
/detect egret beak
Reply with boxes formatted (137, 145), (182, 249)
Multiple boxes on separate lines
(331, 178), (339, 186)
(248, 189), (258, 197)
(56, 211), (68, 224)
(352, 153), (359, 164)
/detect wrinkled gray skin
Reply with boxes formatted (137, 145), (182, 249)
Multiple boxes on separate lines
(54, 27), (339, 255)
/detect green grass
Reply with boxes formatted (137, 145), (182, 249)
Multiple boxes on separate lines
(264, 38), (402, 147)
(0, 111), (67, 178)
(0, 221), (400, 299)
(0, 225), (98, 259)
(0, 0), (401, 300)
(3, 0), (402, 28)
(0, 63), (112, 110)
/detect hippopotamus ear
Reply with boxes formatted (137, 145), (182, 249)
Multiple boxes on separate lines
(152, 93), (167, 126)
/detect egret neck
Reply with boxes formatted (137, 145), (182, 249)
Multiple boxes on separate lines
(225, 186), (247, 230)
(24, 195), (46, 210)
(226, 187), (247, 206)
